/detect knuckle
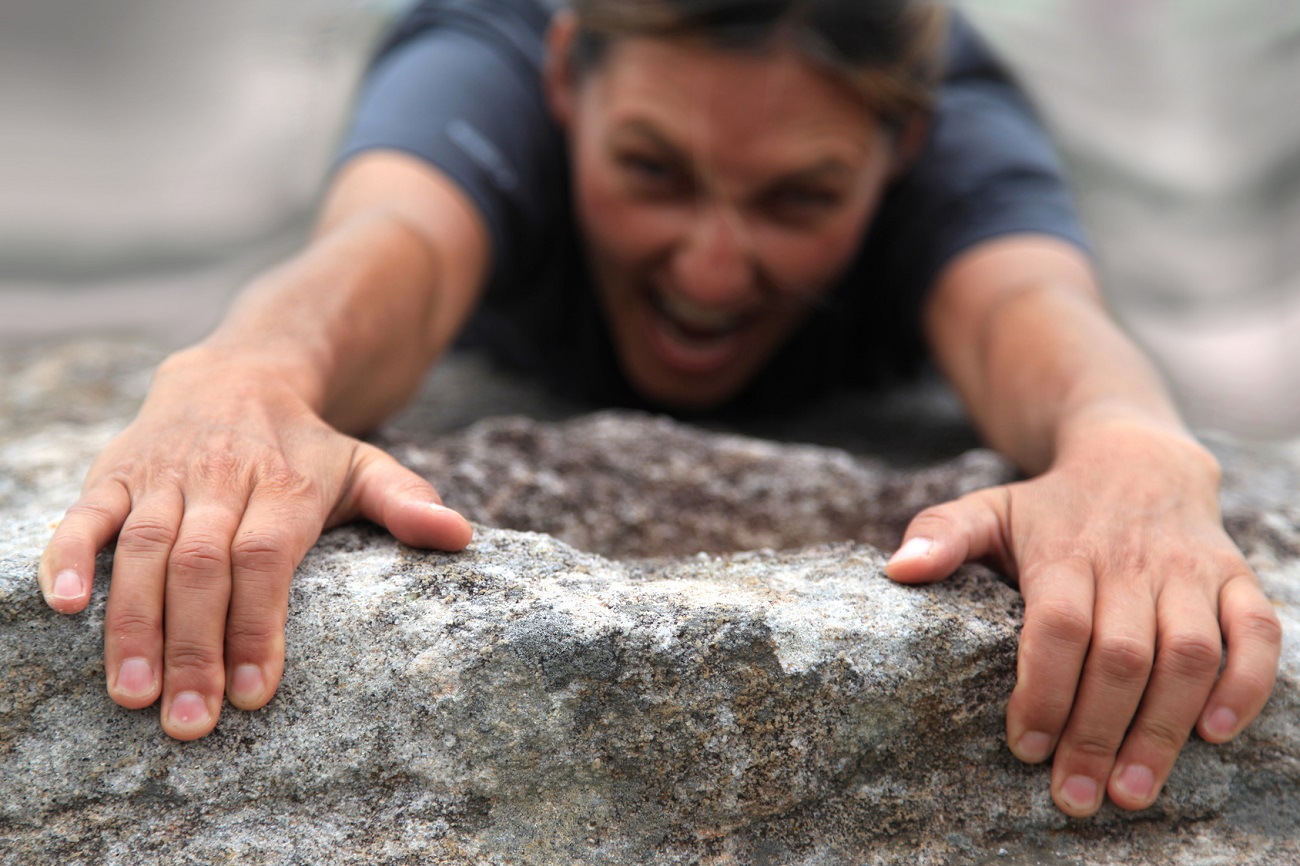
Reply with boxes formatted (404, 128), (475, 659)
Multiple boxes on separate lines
(196, 450), (243, 485)
(109, 609), (162, 644)
(393, 474), (436, 501)
(231, 531), (294, 576)
(47, 529), (96, 559)
(90, 458), (139, 488)
(258, 462), (318, 501)
(1156, 548), (1202, 580)
(909, 505), (959, 534)
(117, 516), (178, 552)
(1011, 688), (1073, 725)
(62, 497), (120, 528)
(1158, 633), (1223, 679)
(1032, 601), (1093, 648)
(1092, 635), (1154, 682)
(1235, 606), (1284, 647)
(165, 638), (224, 673)
(225, 616), (284, 650)
(1065, 727), (1123, 760)
(169, 537), (231, 576)
(1133, 715), (1190, 754)
(1209, 547), (1251, 575)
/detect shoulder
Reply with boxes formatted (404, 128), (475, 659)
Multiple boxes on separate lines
(372, 0), (558, 72)
(338, 0), (571, 311)
(940, 10), (1011, 82)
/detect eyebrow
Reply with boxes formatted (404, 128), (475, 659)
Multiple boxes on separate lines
(613, 120), (857, 187)
(612, 122), (689, 165)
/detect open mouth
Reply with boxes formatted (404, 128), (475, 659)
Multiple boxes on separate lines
(652, 292), (751, 337)
(642, 288), (757, 374)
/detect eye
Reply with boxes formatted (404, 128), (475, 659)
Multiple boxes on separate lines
(620, 153), (670, 180)
(763, 187), (842, 225)
(615, 151), (687, 196)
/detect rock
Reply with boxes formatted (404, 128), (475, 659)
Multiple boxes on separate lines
(1, 338), (1298, 865)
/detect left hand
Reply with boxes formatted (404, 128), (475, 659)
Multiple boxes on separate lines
(885, 424), (1282, 817)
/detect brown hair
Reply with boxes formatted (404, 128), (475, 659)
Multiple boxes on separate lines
(568, 0), (948, 127)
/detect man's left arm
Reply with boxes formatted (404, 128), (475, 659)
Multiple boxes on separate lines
(886, 234), (1282, 817)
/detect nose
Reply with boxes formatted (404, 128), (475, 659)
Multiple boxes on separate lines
(670, 205), (754, 307)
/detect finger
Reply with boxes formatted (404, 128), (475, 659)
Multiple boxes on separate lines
(159, 502), (243, 740)
(1107, 589), (1221, 810)
(39, 481), (131, 614)
(1050, 581), (1155, 817)
(339, 443), (473, 551)
(223, 491), (323, 710)
(1197, 574), (1282, 743)
(884, 487), (1011, 584)
(103, 490), (183, 710)
(1005, 555), (1094, 766)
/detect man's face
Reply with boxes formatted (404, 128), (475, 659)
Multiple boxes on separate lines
(552, 30), (900, 409)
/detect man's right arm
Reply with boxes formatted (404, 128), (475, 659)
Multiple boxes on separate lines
(214, 151), (491, 433)
(38, 151), (488, 740)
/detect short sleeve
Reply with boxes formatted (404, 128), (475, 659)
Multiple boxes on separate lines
(886, 14), (1091, 297)
(335, 0), (565, 292)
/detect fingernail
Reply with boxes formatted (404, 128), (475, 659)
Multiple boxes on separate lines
(1060, 775), (1100, 813)
(1113, 764), (1155, 803)
(889, 537), (933, 564)
(429, 502), (451, 512)
(1204, 706), (1238, 739)
(117, 657), (156, 697)
(169, 691), (211, 728)
(51, 569), (84, 601)
(229, 664), (265, 704)
(1016, 731), (1054, 763)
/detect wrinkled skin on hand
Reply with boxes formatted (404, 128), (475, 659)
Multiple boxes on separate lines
(887, 424), (1282, 816)
(37, 351), (472, 740)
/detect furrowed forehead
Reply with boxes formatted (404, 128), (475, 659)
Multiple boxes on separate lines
(591, 38), (887, 185)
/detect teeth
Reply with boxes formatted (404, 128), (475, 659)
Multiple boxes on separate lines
(654, 292), (746, 333)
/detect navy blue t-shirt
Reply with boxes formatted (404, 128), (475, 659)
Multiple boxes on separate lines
(339, 0), (1088, 412)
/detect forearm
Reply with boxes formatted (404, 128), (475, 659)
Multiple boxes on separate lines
(198, 213), (442, 432)
(925, 236), (1203, 475)
(175, 153), (488, 434)
(899, 237), (1278, 821)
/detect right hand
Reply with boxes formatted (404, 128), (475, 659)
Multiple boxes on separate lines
(36, 347), (473, 740)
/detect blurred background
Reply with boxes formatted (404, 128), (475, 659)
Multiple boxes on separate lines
(2, 0), (1298, 439)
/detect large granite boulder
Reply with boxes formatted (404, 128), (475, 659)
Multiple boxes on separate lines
(1, 339), (1297, 864)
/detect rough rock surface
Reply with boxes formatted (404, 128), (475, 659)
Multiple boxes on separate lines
(1, 339), (1298, 865)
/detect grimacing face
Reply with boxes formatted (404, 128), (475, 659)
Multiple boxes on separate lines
(545, 14), (905, 409)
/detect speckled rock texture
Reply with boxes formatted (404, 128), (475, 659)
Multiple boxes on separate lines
(2, 339), (1298, 865)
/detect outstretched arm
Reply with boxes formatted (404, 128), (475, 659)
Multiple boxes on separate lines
(887, 235), (1282, 816)
(38, 152), (486, 740)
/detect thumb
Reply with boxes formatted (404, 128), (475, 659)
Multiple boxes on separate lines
(884, 486), (1011, 584)
(339, 443), (474, 551)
